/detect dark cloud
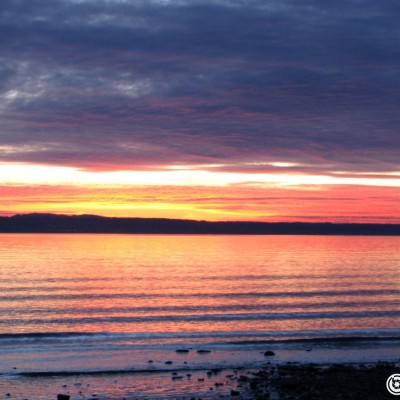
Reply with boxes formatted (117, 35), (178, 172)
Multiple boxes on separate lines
(0, 0), (399, 173)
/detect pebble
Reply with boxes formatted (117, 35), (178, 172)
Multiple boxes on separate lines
(264, 350), (275, 356)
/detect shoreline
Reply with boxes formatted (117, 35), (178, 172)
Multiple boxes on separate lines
(2, 361), (399, 399)
(3, 338), (400, 399)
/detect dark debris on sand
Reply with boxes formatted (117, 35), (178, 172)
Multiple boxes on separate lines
(242, 362), (399, 400)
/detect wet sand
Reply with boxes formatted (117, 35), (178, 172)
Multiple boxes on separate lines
(2, 361), (399, 399)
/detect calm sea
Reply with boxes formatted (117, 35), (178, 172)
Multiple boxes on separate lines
(0, 234), (399, 388)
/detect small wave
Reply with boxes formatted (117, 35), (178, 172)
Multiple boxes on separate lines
(0, 289), (399, 302)
(0, 332), (99, 340)
(199, 273), (380, 281)
(13, 368), (138, 378)
(2, 309), (400, 327)
(0, 277), (121, 284)
(6, 365), (236, 378)
(227, 335), (400, 345)
(1, 328), (400, 345)
(4, 368), (184, 378)
(1, 299), (399, 316)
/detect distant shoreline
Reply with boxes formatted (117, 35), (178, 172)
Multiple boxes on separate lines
(0, 213), (399, 235)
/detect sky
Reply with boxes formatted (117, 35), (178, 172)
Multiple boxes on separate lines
(0, 0), (399, 222)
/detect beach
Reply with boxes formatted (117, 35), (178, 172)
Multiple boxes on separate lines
(2, 361), (399, 399)
(2, 343), (400, 400)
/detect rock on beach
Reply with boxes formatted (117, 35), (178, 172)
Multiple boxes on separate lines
(263, 350), (275, 356)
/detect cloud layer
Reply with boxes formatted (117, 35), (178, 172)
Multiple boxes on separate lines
(1, 0), (399, 174)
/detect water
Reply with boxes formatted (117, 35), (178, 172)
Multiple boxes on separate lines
(0, 234), (399, 398)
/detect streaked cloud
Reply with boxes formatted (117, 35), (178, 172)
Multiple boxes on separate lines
(0, 0), (399, 221)
(1, 0), (399, 171)
(1, 163), (399, 188)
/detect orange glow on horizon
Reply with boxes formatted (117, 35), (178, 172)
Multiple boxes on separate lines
(1, 182), (399, 223)
(0, 162), (399, 222)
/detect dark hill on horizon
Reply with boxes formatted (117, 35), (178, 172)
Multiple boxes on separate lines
(0, 213), (399, 235)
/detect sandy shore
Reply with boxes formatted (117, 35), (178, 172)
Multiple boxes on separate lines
(2, 361), (399, 399)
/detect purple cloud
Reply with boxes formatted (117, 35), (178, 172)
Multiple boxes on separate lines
(0, 0), (399, 174)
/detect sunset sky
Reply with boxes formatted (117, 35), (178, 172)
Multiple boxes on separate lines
(0, 0), (399, 222)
